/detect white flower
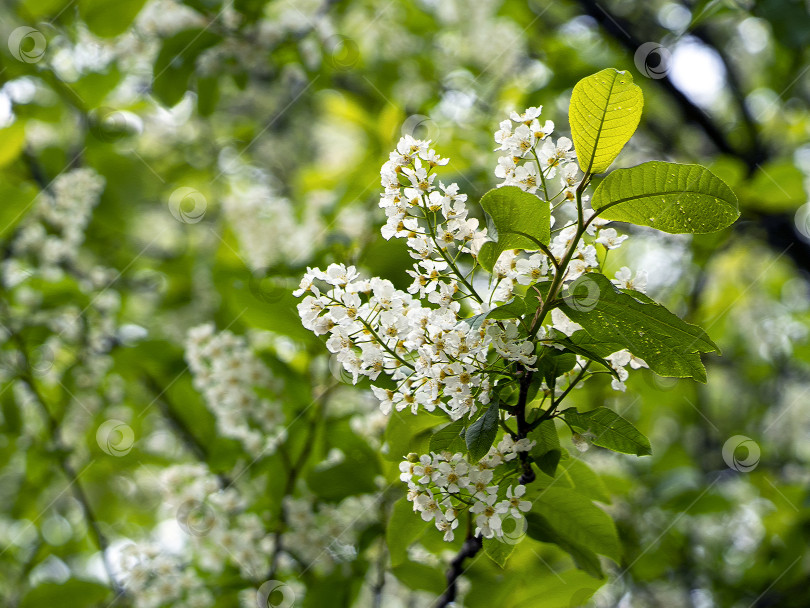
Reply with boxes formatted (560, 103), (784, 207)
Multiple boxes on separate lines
(613, 266), (648, 293)
(435, 459), (469, 493)
(435, 516), (459, 542)
(595, 227), (628, 250)
(509, 106), (542, 124)
(505, 485), (531, 517)
(551, 308), (582, 336)
(471, 493), (508, 538)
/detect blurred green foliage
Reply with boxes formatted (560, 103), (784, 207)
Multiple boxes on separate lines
(0, 0), (809, 607)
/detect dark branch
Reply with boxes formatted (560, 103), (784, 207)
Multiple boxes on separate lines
(434, 534), (483, 608)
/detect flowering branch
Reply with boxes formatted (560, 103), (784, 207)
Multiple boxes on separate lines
(295, 67), (738, 606)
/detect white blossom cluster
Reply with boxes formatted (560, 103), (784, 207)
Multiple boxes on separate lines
(119, 544), (215, 608)
(296, 264), (533, 419)
(222, 171), (332, 271)
(378, 134), (487, 260)
(489, 107), (653, 393)
(494, 105), (558, 193)
(121, 464), (275, 607)
(282, 493), (378, 573)
(296, 137), (545, 419)
(399, 436), (534, 541)
(10, 168), (105, 279)
(185, 325), (286, 456)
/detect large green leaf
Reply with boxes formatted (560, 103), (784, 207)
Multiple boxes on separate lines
(548, 330), (620, 379)
(465, 400), (500, 462)
(591, 161), (739, 233)
(556, 458), (612, 504)
(20, 580), (111, 608)
(0, 180), (38, 239)
(387, 498), (431, 567)
(152, 29), (222, 107)
(562, 407), (652, 456)
(558, 274), (719, 382)
(569, 68), (643, 174)
(535, 348), (577, 390)
(527, 485), (621, 562)
(79, 0), (148, 38)
(528, 419), (562, 477)
(526, 512), (605, 579)
(477, 186), (550, 272)
(391, 562), (447, 594)
(483, 536), (516, 568)
(429, 418), (466, 453)
(0, 122), (26, 168)
(384, 410), (439, 462)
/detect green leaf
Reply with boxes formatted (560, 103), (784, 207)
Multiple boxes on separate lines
(569, 68), (643, 174)
(0, 180), (38, 239)
(556, 458), (612, 504)
(527, 485), (621, 563)
(463, 297), (526, 330)
(152, 29), (222, 107)
(483, 536), (516, 568)
(526, 512), (605, 579)
(558, 273), (719, 382)
(197, 76), (220, 117)
(0, 122), (26, 168)
(562, 407), (652, 456)
(79, 0), (148, 38)
(384, 411), (439, 462)
(536, 348), (577, 390)
(387, 498), (430, 567)
(429, 418), (466, 453)
(391, 562), (447, 594)
(477, 186), (550, 272)
(591, 161), (739, 233)
(548, 330), (620, 379)
(528, 419), (562, 477)
(465, 400), (500, 462)
(20, 579), (111, 608)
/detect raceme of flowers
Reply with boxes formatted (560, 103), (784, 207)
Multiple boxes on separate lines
(297, 109), (647, 412)
(185, 324), (286, 457)
(296, 107), (651, 542)
(120, 463), (376, 608)
(10, 168), (106, 280)
(400, 436), (534, 541)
